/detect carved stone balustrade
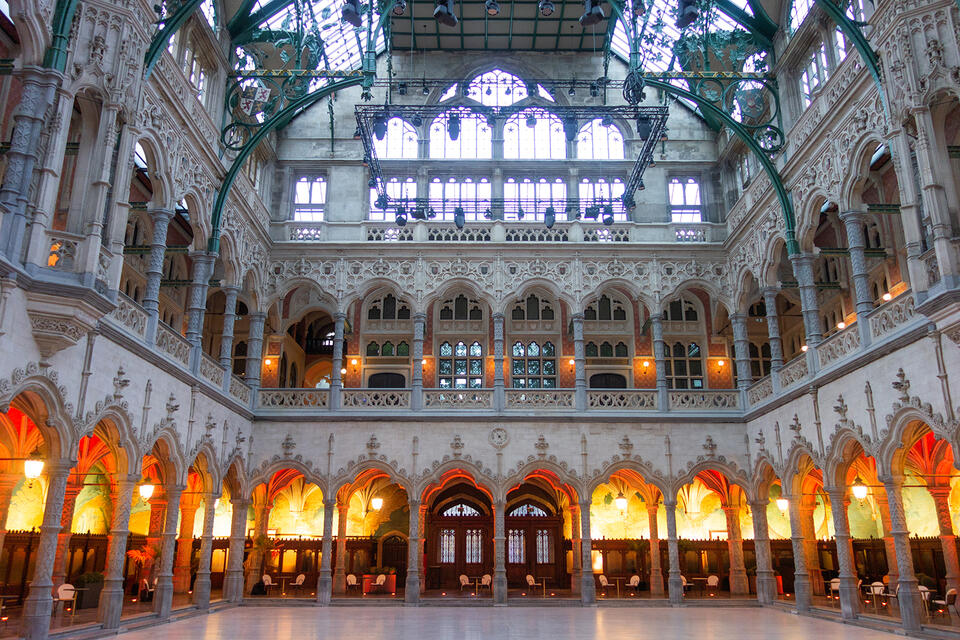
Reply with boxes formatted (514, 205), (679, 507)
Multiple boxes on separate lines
(586, 390), (657, 410)
(668, 390), (739, 410)
(258, 388), (329, 408)
(870, 293), (917, 339)
(423, 389), (494, 410)
(818, 324), (862, 368)
(505, 389), (575, 410)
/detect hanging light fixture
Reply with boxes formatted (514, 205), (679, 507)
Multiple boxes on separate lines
(23, 449), (44, 483)
(539, 0), (554, 15)
(776, 497), (788, 513)
(579, 0), (605, 26)
(544, 206), (556, 229)
(851, 475), (869, 501)
(433, 0), (458, 27)
(392, 0), (406, 15)
(485, 0), (500, 15)
(371, 496), (384, 511)
(342, 0), (363, 27)
(454, 206), (465, 230)
(601, 204), (615, 226)
(676, 0), (699, 29)
(372, 113), (388, 141)
(139, 479), (155, 502)
(447, 113), (461, 141)
(615, 491), (628, 512)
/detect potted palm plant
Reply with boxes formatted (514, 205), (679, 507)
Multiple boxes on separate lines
(126, 543), (159, 598)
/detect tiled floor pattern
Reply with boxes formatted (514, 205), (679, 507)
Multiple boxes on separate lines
(108, 605), (903, 639)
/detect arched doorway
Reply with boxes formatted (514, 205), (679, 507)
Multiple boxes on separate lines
(425, 484), (492, 590)
(504, 498), (563, 588)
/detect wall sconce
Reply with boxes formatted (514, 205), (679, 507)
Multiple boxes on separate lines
(716, 360), (725, 367)
(801, 345), (808, 352)
(340, 368), (347, 375)
(776, 497), (788, 513)
(371, 496), (383, 511)
(882, 292), (892, 302)
(139, 480), (155, 502)
(641, 360), (650, 368)
(837, 322), (846, 330)
(264, 358), (273, 366)
(568, 358), (575, 367)
(351, 358), (358, 366)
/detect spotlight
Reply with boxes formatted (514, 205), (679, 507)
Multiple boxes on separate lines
(342, 0), (363, 26)
(368, 177), (377, 188)
(448, 113), (461, 140)
(568, 85), (576, 96)
(410, 206), (426, 221)
(579, 0), (605, 26)
(375, 194), (388, 209)
(372, 113), (388, 141)
(412, 114), (423, 127)
(601, 114), (613, 127)
(362, 155), (370, 167)
(454, 207), (465, 229)
(622, 194), (636, 208)
(545, 206), (556, 229)
(398, 82), (408, 95)
(393, 0), (406, 14)
(396, 210), (408, 226)
(636, 116), (652, 139)
(485, 0), (500, 15)
(677, 0), (699, 29)
(427, 207), (437, 219)
(526, 114), (538, 128)
(590, 82), (599, 97)
(434, 0), (458, 27)
(422, 84), (430, 96)
(602, 205), (614, 226)
(584, 206), (599, 220)
(483, 209), (493, 220)
(517, 207), (525, 220)
(353, 126), (363, 139)
(396, 206), (408, 221)
(539, 0), (554, 14)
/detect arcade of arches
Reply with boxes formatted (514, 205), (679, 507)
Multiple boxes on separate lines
(3, 0), (960, 637)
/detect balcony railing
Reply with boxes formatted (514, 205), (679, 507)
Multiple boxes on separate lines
(423, 389), (493, 410)
(505, 389), (575, 410)
(818, 323), (861, 368)
(669, 390), (739, 410)
(587, 389), (657, 410)
(341, 388), (411, 409)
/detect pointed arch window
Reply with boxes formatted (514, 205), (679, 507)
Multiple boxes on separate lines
(508, 503), (548, 516)
(429, 110), (492, 159)
(442, 503), (480, 516)
(504, 109), (566, 159)
(577, 119), (624, 160)
(373, 118), (419, 159)
(467, 69), (528, 107)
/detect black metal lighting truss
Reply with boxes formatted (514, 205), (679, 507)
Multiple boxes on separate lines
(356, 102), (668, 226)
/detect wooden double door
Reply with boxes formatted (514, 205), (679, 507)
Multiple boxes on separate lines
(505, 515), (562, 588)
(427, 515), (493, 588)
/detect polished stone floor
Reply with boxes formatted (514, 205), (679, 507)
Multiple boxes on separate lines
(111, 606), (901, 639)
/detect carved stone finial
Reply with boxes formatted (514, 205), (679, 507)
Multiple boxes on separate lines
(703, 435), (717, 458)
(618, 435), (634, 455)
(535, 434), (549, 457)
(281, 433), (296, 457)
(892, 368), (910, 403)
(833, 394), (848, 421)
(203, 414), (216, 441)
(788, 414), (802, 434)
(165, 394), (179, 418)
(112, 367), (130, 400)
(755, 430), (766, 448)
(366, 434), (381, 457)
(451, 435), (464, 458)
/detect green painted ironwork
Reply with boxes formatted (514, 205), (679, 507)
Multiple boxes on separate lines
(43, 0), (81, 71)
(144, 0), (205, 77)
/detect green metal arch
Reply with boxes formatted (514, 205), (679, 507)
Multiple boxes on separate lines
(44, 0), (81, 71)
(144, 0), (205, 78)
(208, 75), (366, 253)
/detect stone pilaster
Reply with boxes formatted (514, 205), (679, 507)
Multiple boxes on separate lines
(493, 500), (507, 604)
(826, 487), (860, 620)
(874, 491), (900, 589)
(569, 504), (581, 595)
(222, 497), (249, 602)
(761, 288), (784, 373)
(142, 209), (175, 344)
(317, 499), (334, 604)
(192, 495), (218, 609)
(789, 253), (823, 350)
(749, 499), (776, 605)
(493, 313), (505, 412)
(330, 312), (345, 410)
(173, 503), (199, 593)
(332, 502), (348, 594)
(51, 481), (82, 590)
(405, 500), (421, 604)
(881, 476), (924, 633)
(21, 460), (72, 640)
(929, 487), (960, 594)
(839, 211), (874, 346)
(244, 312), (266, 389)
(185, 252), (215, 371)
(154, 484), (184, 619)
(244, 501), (271, 594)
(664, 498), (683, 604)
(98, 474), (137, 628)
(785, 492), (811, 612)
(724, 505), (749, 595)
(799, 503), (823, 595)
(579, 500), (596, 604)
(647, 505), (664, 596)
(218, 286), (240, 369)
(731, 313), (752, 391)
(411, 314), (425, 411)
(573, 313), (586, 411)
(651, 315), (668, 410)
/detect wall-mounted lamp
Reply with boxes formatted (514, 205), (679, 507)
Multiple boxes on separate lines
(801, 345), (808, 352)
(882, 292), (892, 302)
(139, 480), (155, 502)
(370, 496), (383, 511)
(568, 358), (575, 367)
(641, 360), (650, 368)
(837, 322), (846, 330)
(340, 368), (347, 375)
(264, 358), (273, 366)
(351, 358), (358, 366)
(776, 497), (788, 513)
(717, 360), (725, 367)
(422, 358), (427, 366)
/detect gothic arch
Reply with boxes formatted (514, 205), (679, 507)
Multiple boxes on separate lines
(794, 189), (832, 254)
(188, 441), (223, 494)
(418, 463), (497, 504)
(424, 278), (497, 316)
(248, 457), (327, 495)
(332, 458), (412, 499)
(841, 132), (888, 210)
(0, 367), (77, 461)
(130, 132), (173, 209)
(499, 279), (575, 317)
(823, 428), (874, 490)
(81, 403), (141, 476)
(502, 461), (582, 505)
(672, 459), (753, 502)
(878, 405), (953, 481)
(581, 280), (652, 316)
(143, 425), (188, 486)
(586, 458), (668, 499)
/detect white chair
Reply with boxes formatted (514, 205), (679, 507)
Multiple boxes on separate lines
(706, 575), (720, 597)
(931, 588), (956, 619)
(479, 574), (492, 592)
(371, 573), (387, 594)
(918, 585), (932, 619)
(262, 574), (276, 596)
(628, 575), (640, 595)
(346, 573), (361, 593)
(290, 573), (306, 595)
(597, 574), (610, 597)
(829, 578), (840, 606)
(56, 584), (77, 619)
(459, 574), (471, 591)
(525, 574), (544, 597)
(681, 575), (690, 596)
(867, 581), (885, 613)
(140, 578), (155, 602)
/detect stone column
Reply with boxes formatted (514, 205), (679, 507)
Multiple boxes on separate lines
(664, 498), (683, 604)
(881, 475), (924, 632)
(244, 312), (266, 388)
(21, 460), (72, 640)
(185, 252), (215, 372)
(761, 288), (784, 373)
(192, 494), (218, 609)
(0, 67), (61, 261)
(222, 497), (249, 603)
(785, 492), (811, 612)
(493, 500), (507, 605)
(724, 505), (749, 595)
(244, 501), (272, 594)
(405, 500), (421, 603)
(799, 502), (823, 595)
(98, 474), (137, 628)
(839, 210), (874, 346)
(51, 481), (82, 590)
(929, 487), (960, 594)
(648, 504), (664, 596)
(789, 253), (823, 351)
(317, 499), (335, 604)
(569, 504), (582, 596)
(142, 209), (175, 344)
(411, 314), (425, 411)
(651, 315), (669, 410)
(731, 313), (752, 407)
(492, 313), (505, 412)
(573, 313), (586, 411)
(173, 503), (199, 593)
(330, 312), (345, 410)
(826, 487), (860, 620)
(218, 286), (240, 368)
(332, 502), (348, 594)
(154, 485), (184, 619)
(579, 500), (596, 604)
(749, 499), (777, 605)
(874, 492), (899, 589)
(0, 477), (19, 555)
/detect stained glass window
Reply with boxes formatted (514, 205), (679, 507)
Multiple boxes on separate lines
(536, 529), (553, 564)
(465, 529), (483, 564)
(511, 341), (557, 388)
(508, 529), (525, 563)
(440, 529), (456, 563)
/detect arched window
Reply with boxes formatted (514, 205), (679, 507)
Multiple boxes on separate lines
(511, 295), (554, 321)
(429, 110), (492, 159)
(442, 503), (481, 516)
(749, 342), (772, 378)
(584, 294), (627, 322)
(504, 109), (566, 159)
(397, 341), (410, 356)
(199, 0), (217, 27)
(511, 341), (557, 388)
(665, 342), (703, 389)
(369, 177), (417, 221)
(508, 503), (548, 517)
(428, 177), (491, 220)
(294, 176), (327, 221)
(665, 297), (699, 322)
(439, 295), (483, 321)
(279, 353), (288, 387)
(381, 341), (395, 356)
(289, 362), (298, 387)
(503, 177), (567, 220)
(438, 340), (484, 389)
(577, 119), (624, 159)
(233, 341), (247, 375)
(578, 178), (626, 221)
(467, 69), (528, 107)
(367, 294), (411, 320)
(668, 177), (702, 222)
(373, 117), (419, 159)
(366, 341), (380, 356)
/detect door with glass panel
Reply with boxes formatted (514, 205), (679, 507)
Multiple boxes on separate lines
(505, 503), (561, 588)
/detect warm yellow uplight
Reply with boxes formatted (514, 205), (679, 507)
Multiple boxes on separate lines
(614, 492), (628, 512)
(371, 496), (383, 511)
(776, 497), (788, 512)
(139, 481), (155, 501)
